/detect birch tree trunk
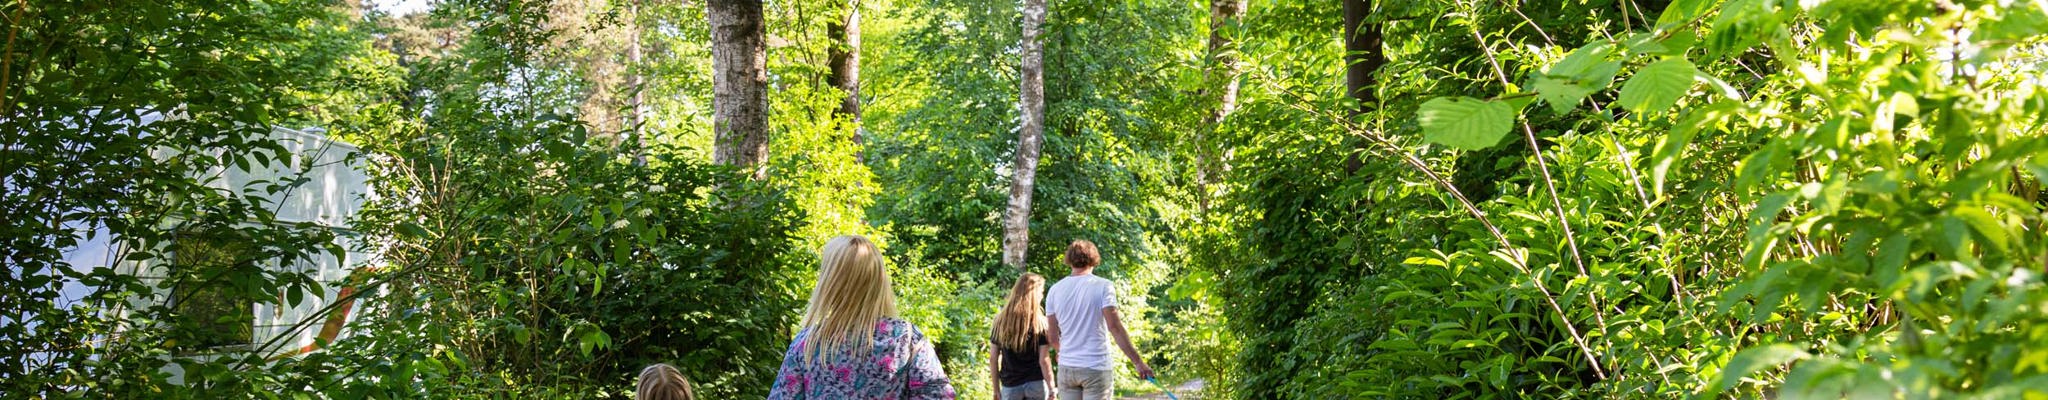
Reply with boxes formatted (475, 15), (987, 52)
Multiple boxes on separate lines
(708, 0), (770, 179)
(629, 0), (648, 166)
(1196, 0), (1245, 213)
(826, 0), (862, 157)
(1001, 0), (1048, 271)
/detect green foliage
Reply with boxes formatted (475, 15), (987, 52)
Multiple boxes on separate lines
(1, 0), (389, 396)
(329, 1), (809, 397)
(1210, 0), (2048, 398)
(14, 0), (2047, 398)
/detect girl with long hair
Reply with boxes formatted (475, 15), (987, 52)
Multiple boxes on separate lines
(768, 235), (955, 399)
(989, 273), (1055, 400)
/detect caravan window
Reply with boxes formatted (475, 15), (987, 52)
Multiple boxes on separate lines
(167, 230), (255, 350)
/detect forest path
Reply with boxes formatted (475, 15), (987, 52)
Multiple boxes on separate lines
(1119, 378), (1204, 399)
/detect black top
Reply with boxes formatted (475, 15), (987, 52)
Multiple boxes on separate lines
(991, 332), (1049, 387)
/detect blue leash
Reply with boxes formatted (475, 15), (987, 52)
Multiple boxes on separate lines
(1145, 377), (1181, 400)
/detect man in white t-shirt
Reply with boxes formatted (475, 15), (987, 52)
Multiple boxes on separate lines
(1045, 240), (1153, 400)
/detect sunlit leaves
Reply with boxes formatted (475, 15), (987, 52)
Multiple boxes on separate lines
(1649, 101), (1736, 195)
(1656, 0), (1721, 30)
(1418, 97), (1515, 150)
(1616, 58), (1697, 116)
(1704, 0), (1784, 57)
(1704, 344), (1810, 397)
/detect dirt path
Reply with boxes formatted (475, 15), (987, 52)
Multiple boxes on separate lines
(1119, 379), (1204, 400)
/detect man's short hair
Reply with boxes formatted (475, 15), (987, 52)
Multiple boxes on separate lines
(1065, 240), (1100, 269)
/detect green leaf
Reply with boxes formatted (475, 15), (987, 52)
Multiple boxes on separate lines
(1419, 97), (1516, 150)
(577, 326), (611, 358)
(396, 222), (432, 239)
(1657, 0), (1720, 30)
(1695, 70), (1742, 100)
(1705, 344), (1810, 397)
(1536, 42), (1622, 114)
(1618, 58), (1698, 115)
(1549, 41), (1619, 79)
(1741, 192), (1794, 268)
(1535, 78), (1596, 115)
(1736, 140), (1784, 190)
(1873, 233), (1912, 289)
(1781, 358), (1856, 398)
(1951, 208), (2009, 253)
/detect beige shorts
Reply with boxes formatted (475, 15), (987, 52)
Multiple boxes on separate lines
(1054, 366), (1114, 400)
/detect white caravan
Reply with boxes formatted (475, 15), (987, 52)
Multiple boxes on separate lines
(51, 113), (376, 379)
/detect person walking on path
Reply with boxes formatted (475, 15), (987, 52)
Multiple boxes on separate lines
(989, 273), (1057, 400)
(1045, 240), (1153, 400)
(769, 235), (957, 399)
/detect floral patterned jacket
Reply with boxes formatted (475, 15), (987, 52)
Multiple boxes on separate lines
(768, 318), (956, 400)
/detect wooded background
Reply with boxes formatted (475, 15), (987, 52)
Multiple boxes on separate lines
(3, 0), (2047, 398)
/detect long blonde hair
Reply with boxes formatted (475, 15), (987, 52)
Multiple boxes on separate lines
(635, 363), (695, 400)
(991, 273), (1047, 352)
(798, 235), (900, 364)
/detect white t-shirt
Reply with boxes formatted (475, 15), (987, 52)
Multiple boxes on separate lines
(1046, 273), (1117, 370)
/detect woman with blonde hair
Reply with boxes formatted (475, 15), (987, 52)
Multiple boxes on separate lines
(635, 363), (695, 400)
(768, 235), (955, 399)
(988, 273), (1055, 400)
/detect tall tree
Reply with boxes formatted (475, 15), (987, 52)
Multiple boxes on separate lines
(709, 0), (770, 179)
(1001, 0), (1048, 270)
(1340, 0), (1382, 174)
(1196, 0), (1246, 213)
(826, 0), (863, 163)
(826, 0), (860, 131)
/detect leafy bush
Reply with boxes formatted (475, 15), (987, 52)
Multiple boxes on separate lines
(0, 0), (398, 396)
(1208, 0), (2048, 398)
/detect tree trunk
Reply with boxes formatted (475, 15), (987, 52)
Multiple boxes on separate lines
(708, 0), (770, 179)
(1197, 0), (1245, 213)
(1341, 0), (1382, 174)
(629, 0), (648, 166)
(1001, 0), (1048, 271)
(826, 0), (862, 158)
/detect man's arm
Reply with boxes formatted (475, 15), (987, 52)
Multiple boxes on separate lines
(1046, 316), (1062, 351)
(1101, 307), (1152, 379)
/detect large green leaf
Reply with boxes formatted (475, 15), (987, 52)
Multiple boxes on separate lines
(1536, 42), (1622, 114)
(1534, 77), (1596, 115)
(1618, 58), (1698, 115)
(1419, 97), (1516, 150)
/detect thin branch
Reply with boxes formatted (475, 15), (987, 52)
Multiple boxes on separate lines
(1493, 0), (1555, 46)
(1462, 2), (1618, 378)
(1467, 27), (1591, 281)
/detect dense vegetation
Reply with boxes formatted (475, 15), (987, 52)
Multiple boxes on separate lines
(3, 0), (2045, 398)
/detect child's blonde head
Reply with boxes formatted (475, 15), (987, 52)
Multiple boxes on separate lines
(635, 363), (694, 400)
(798, 235), (900, 364)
